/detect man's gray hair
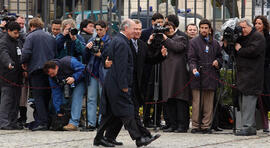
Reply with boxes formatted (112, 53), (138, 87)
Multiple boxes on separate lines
(120, 19), (134, 31)
(238, 18), (253, 27)
(133, 19), (142, 25)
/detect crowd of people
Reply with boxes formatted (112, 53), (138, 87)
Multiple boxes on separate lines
(0, 11), (269, 147)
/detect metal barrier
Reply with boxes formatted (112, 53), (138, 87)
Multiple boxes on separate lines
(1, 0), (269, 33)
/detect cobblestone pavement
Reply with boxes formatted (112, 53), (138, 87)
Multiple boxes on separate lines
(0, 128), (270, 148)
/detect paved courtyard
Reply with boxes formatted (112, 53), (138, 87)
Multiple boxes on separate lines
(0, 128), (270, 148)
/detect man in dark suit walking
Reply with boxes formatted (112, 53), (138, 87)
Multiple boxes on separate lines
(93, 19), (159, 147)
(103, 19), (166, 145)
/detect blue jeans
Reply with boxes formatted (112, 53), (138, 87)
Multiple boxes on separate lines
(69, 81), (86, 127)
(86, 77), (102, 127)
(69, 77), (102, 127)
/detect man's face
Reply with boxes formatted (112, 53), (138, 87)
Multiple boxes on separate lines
(8, 30), (20, 39)
(16, 17), (25, 29)
(125, 22), (135, 40)
(152, 19), (164, 26)
(199, 24), (211, 37)
(239, 22), (252, 36)
(47, 67), (58, 77)
(95, 25), (106, 38)
(133, 23), (142, 40)
(83, 23), (95, 34)
(51, 24), (61, 36)
(186, 25), (198, 38)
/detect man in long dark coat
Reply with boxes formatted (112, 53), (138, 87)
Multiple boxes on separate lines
(102, 19), (164, 146)
(188, 19), (223, 134)
(93, 19), (158, 147)
(224, 18), (265, 136)
(0, 22), (23, 130)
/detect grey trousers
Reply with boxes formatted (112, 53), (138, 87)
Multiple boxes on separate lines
(0, 86), (21, 127)
(239, 95), (257, 132)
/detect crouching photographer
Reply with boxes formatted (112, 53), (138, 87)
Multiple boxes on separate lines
(223, 18), (265, 136)
(43, 56), (85, 130)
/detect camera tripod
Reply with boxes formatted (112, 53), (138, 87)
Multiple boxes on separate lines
(153, 63), (160, 131)
(80, 65), (92, 132)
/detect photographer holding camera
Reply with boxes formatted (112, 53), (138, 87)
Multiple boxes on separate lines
(224, 18), (265, 136)
(43, 56), (85, 131)
(156, 21), (190, 133)
(68, 20), (111, 131)
(56, 19), (85, 62)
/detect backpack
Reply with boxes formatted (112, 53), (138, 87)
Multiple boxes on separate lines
(218, 105), (234, 129)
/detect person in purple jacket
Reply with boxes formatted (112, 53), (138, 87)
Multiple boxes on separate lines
(188, 19), (223, 134)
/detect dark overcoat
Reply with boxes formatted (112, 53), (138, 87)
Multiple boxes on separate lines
(188, 34), (223, 90)
(234, 29), (265, 95)
(100, 33), (134, 117)
(130, 39), (165, 105)
(262, 33), (270, 110)
(161, 34), (190, 101)
(0, 33), (23, 86)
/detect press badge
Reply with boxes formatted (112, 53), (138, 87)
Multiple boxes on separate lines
(17, 47), (22, 56)
(205, 45), (209, 53)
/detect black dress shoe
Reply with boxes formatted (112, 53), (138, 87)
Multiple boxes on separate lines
(1, 124), (23, 130)
(1, 126), (15, 130)
(31, 124), (48, 131)
(160, 124), (170, 130)
(201, 129), (212, 134)
(94, 138), (115, 147)
(136, 136), (157, 147)
(235, 130), (256, 136)
(86, 125), (95, 131)
(151, 134), (161, 140)
(213, 127), (223, 132)
(174, 128), (187, 133)
(106, 138), (123, 146)
(191, 128), (201, 134)
(163, 127), (176, 132)
(12, 124), (24, 130)
(263, 129), (269, 133)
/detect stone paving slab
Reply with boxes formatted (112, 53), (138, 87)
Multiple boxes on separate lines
(0, 129), (269, 148)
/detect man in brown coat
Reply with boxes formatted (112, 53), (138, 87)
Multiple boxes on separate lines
(157, 21), (190, 133)
(188, 19), (223, 134)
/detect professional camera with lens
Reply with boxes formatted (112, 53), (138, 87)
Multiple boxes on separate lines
(151, 24), (170, 51)
(58, 79), (75, 98)
(69, 28), (78, 35)
(223, 26), (242, 45)
(91, 37), (104, 54)
(153, 24), (170, 34)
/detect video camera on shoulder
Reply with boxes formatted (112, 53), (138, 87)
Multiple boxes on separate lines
(68, 28), (78, 35)
(223, 26), (242, 45)
(91, 37), (104, 54)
